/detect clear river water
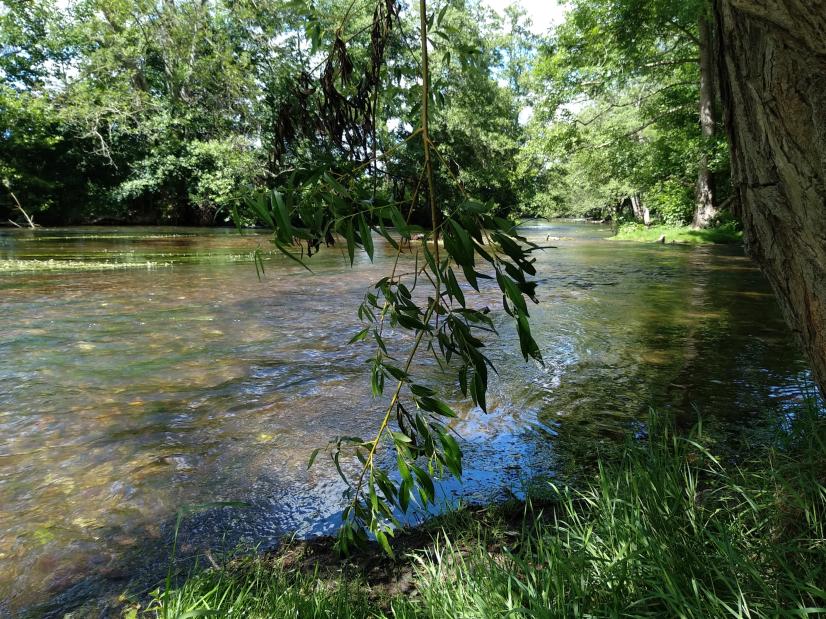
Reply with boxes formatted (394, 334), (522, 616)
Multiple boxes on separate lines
(0, 222), (813, 616)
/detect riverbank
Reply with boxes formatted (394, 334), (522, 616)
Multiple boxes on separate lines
(610, 222), (743, 244)
(138, 404), (826, 618)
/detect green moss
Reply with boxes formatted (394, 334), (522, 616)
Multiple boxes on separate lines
(610, 222), (743, 245)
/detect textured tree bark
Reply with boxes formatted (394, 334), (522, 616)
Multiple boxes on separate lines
(715, 0), (826, 394)
(693, 13), (718, 228)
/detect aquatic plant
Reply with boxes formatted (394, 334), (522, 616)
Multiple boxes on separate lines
(0, 259), (169, 272)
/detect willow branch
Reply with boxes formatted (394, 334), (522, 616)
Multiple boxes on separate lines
(419, 2), (439, 251)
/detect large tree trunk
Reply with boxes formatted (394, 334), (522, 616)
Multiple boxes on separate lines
(715, 0), (826, 394)
(693, 13), (718, 228)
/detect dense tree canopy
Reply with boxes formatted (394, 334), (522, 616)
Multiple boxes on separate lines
(528, 0), (730, 225)
(0, 0), (539, 225)
(1, 0), (738, 230)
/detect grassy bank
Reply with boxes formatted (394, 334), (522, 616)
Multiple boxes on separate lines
(610, 222), (743, 244)
(141, 406), (825, 618)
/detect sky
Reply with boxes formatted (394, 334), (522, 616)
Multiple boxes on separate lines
(481, 0), (568, 34)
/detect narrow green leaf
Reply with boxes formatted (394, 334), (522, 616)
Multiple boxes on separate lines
(376, 530), (394, 557)
(446, 267), (466, 307)
(344, 219), (356, 265)
(412, 466), (436, 504)
(274, 239), (313, 273)
(307, 447), (321, 470)
(418, 396), (457, 418)
(348, 327), (370, 344)
(359, 214), (374, 261)
(410, 384), (436, 397)
(517, 314), (543, 363)
(437, 2), (449, 26)
(271, 189), (293, 240)
(378, 218), (399, 249)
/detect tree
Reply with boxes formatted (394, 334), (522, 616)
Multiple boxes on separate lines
(534, 0), (729, 227)
(715, 0), (826, 393)
(64, 0), (265, 224)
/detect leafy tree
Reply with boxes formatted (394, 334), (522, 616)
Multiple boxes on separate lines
(0, 0), (70, 223)
(531, 0), (730, 226)
(1, 0), (553, 225)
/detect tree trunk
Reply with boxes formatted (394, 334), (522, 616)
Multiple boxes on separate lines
(693, 13), (718, 228)
(715, 0), (826, 394)
(630, 194), (651, 225)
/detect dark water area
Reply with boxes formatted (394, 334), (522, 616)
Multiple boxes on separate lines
(0, 223), (813, 616)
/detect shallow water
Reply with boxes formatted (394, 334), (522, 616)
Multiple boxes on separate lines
(0, 223), (812, 615)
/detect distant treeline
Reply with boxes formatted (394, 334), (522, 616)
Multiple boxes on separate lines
(1, 0), (729, 227)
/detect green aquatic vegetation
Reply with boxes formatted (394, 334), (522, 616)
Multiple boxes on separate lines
(148, 404), (826, 618)
(17, 234), (193, 241)
(0, 250), (273, 272)
(0, 259), (171, 272)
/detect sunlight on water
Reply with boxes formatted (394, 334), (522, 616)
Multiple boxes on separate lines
(0, 223), (812, 615)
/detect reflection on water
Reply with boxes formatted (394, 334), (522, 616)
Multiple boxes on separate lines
(0, 223), (812, 615)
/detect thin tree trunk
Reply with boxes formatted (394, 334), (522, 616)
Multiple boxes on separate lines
(715, 0), (826, 394)
(3, 185), (35, 229)
(630, 194), (650, 225)
(693, 13), (718, 228)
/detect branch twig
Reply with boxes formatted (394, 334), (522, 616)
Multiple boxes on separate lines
(3, 183), (36, 229)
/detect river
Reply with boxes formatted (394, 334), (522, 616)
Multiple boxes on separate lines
(0, 222), (813, 616)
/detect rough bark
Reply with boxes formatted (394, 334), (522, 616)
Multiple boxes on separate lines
(715, 0), (826, 394)
(693, 13), (718, 228)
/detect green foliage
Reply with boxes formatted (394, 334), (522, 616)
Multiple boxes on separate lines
(213, 0), (550, 552)
(234, 156), (543, 550)
(116, 135), (260, 224)
(647, 178), (694, 225)
(611, 222), (743, 244)
(1, 0), (546, 224)
(0, 0), (738, 228)
(525, 0), (733, 225)
(146, 549), (375, 618)
(402, 408), (826, 617)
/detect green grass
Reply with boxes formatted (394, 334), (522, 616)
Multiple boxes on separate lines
(142, 404), (826, 618)
(610, 222), (743, 244)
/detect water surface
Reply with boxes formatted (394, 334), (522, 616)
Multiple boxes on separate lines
(0, 223), (811, 615)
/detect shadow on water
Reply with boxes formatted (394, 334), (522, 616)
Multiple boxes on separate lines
(0, 223), (815, 616)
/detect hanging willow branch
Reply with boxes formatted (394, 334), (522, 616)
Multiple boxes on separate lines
(237, 0), (544, 554)
(272, 0), (399, 163)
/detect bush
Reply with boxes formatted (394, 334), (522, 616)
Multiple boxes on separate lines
(647, 178), (694, 225)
